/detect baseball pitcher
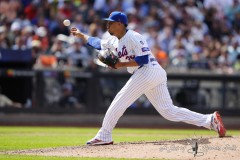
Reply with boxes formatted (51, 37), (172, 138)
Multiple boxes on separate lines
(70, 11), (226, 145)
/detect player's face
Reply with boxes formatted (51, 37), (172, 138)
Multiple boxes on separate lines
(107, 21), (121, 36)
(107, 21), (116, 35)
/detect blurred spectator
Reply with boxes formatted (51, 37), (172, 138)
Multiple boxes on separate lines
(0, 26), (9, 48)
(142, 25), (158, 49)
(33, 38), (58, 69)
(32, 26), (49, 52)
(204, 0), (233, 14)
(188, 41), (209, 70)
(218, 46), (231, 70)
(21, 26), (34, 49)
(185, 0), (204, 22)
(157, 26), (174, 53)
(59, 82), (82, 109)
(66, 38), (91, 69)
(34, 54), (57, 69)
(12, 37), (27, 50)
(50, 35), (68, 67)
(225, 0), (240, 23)
(71, 14), (87, 33)
(228, 40), (240, 65)
(31, 40), (42, 57)
(0, 94), (22, 108)
(0, 0), (22, 22)
(234, 54), (240, 71)
(8, 21), (22, 46)
(152, 44), (168, 68)
(24, 1), (38, 21)
(190, 20), (208, 42)
(58, 0), (72, 19)
(169, 42), (189, 69)
(93, 0), (106, 16)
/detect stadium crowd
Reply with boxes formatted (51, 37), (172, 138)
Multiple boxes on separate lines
(0, 0), (240, 73)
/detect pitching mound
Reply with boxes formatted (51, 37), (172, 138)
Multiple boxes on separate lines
(5, 136), (240, 160)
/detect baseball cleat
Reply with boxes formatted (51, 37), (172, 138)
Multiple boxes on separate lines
(211, 111), (226, 137)
(86, 139), (113, 145)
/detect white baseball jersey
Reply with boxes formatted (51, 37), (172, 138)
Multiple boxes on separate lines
(92, 29), (213, 142)
(101, 30), (160, 73)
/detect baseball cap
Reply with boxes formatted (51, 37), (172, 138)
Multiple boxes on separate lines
(103, 11), (128, 25)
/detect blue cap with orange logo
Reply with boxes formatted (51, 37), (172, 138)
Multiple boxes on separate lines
(103, 11), (128, 25)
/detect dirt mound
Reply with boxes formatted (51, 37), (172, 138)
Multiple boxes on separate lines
(5, 136), (240, 160)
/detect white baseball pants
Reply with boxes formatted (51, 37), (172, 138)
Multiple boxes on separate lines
(94, 67), (212, 141)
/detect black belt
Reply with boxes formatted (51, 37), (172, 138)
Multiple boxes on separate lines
(138, 65), (144, 69)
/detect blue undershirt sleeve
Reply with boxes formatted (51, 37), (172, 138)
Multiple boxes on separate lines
(87, 37), (101, 50)
(134, 55), (149, 66)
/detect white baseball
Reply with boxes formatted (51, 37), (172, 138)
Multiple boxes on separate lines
(63, 19), (71, 26)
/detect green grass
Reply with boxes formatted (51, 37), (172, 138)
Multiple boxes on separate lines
(0, 126), (239, 160)
(0, 127), (96, 151)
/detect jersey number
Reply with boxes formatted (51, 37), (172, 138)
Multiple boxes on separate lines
(126, 55), (135, 61)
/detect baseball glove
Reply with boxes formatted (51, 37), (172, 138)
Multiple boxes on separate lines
(97, 50), (119, 69)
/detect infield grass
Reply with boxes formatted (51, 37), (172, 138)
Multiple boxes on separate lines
(0, 126), (239, 160)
